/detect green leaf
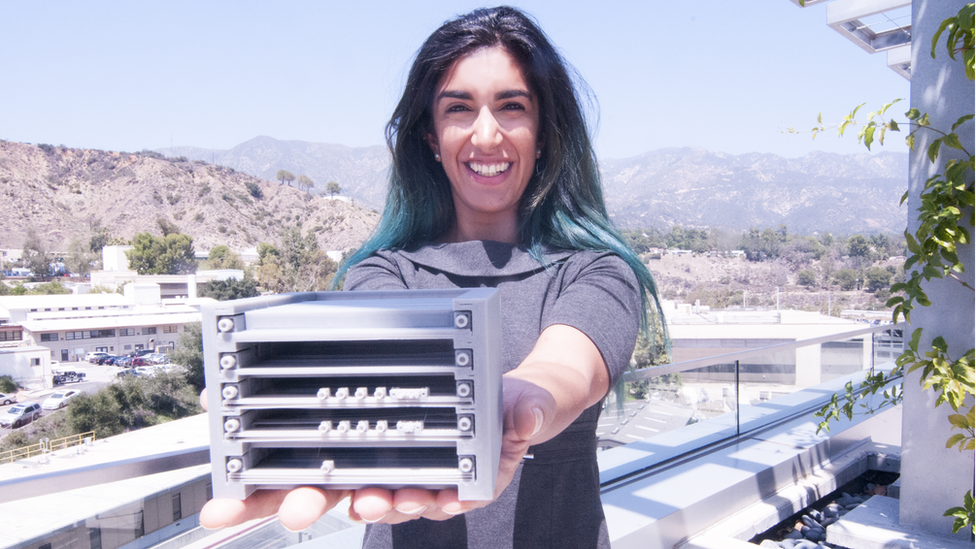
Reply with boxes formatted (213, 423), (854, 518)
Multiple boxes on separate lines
(889, 119), (900, 132)
(919, 113), (930, 126)
(942, 133), (965, 151)
(906, 133), (916, 151)
(863, 125), (876, 150)
(906, 108), (921, 120)
(908, 329), (923, 352)
(951, 114), (974, 132)
(946, 433), (966, 448)
(948, 413), (970, 429)
(928, 138), (943, 162)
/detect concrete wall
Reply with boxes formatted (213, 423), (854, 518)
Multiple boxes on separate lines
(899, 0), (975, 538)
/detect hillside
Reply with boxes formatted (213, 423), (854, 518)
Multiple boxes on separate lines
(159, 137), (910, 235)
(0, 141), (379, 253)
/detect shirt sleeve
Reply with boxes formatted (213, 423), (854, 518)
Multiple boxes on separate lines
(344, 252), (409, 291)
(542, 252), (641, 384)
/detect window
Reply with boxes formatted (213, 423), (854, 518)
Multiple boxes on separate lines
(120, 328), (136, 337)
(172, 493), (182, 521)
(89, 527), (102, 549)
(144, 327), (157, 335)
(0, 330), (23, 342)
(123, 345), (131, 350)
(163, 325), (179, 334)
(68, 330), (115, 340)
(31, 358), (40, 366)
(40, 333), (57, 342)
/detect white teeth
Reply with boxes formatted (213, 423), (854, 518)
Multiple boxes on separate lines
(468, 162), (511, 177)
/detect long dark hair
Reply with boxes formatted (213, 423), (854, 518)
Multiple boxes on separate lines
(338, 6), (665, 331)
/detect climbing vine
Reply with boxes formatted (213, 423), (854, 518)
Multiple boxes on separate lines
(791, 3), (975, 534)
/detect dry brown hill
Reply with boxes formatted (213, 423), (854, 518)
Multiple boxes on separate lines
(0, 141), (379, 254)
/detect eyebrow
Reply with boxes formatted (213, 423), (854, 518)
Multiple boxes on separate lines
(436, 89), (533, 102)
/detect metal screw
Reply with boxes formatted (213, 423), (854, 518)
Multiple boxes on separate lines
(226, 459), (243, 473)
(219, 355), (237, 369)
(222, 386), (239, 399)
(224, 418), (241, 433)
(459, 457), (474, 473)
(217, 318), (235, 333)
(458, 416), (473, 432)
(455, 350), (471, 367)
(456, 382), (472, 398)
(454, 312), (470, 329)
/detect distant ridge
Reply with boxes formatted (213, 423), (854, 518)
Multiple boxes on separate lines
(0, 140), (379, 252)
(159, 137), (909, 235)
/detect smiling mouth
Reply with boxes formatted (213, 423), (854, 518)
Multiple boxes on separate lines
(468, 161), (511, 177)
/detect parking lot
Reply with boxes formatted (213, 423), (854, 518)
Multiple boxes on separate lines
(0, 362), (117, 436)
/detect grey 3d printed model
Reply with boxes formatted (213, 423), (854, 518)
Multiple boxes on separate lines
(202, 289), (502, 501)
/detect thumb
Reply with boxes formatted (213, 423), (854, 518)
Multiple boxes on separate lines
(504, 378), (556, 443)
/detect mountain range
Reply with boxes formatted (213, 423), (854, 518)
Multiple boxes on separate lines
(159, 136), (909, 235)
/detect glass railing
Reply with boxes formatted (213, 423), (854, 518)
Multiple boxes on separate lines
(597, 323), (905, 484)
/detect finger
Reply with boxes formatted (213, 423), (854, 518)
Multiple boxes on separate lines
(351, 487), (395, 522)
(392, 488), (437, 516)
(200, 388), (208, 411)
(278, 487), (346, 532)
(200, 491), (289, 529)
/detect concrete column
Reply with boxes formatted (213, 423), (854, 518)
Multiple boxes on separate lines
(899, 0), (975, 539)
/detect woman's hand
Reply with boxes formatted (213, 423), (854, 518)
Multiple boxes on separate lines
(197, 324), (605, 530)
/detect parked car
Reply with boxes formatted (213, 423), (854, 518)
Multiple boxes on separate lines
(53, 371), (86, 385)
(42, 390), (79, 410)
(116, 368), (139, 379)
(0, 402), (42, 428)
(131, 357), (151, 367)
(0, 392), (16, 406)
(85, 352), (110, 362)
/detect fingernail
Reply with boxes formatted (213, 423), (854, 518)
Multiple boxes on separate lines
(531, 407), (544, 437)
(395, 504), (428, 516)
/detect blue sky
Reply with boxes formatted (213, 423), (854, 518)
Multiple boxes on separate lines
(0, 1), (910, 159)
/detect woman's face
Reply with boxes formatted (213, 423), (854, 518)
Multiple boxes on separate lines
(428, 46), (540, 241)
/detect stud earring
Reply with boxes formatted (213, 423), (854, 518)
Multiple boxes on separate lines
(536, 149), (542, 159)
(434, 153), (441, 162)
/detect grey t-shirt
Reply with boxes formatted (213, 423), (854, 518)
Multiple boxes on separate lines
(346, 240), (640, 549)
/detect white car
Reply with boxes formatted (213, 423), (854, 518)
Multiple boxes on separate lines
(0, 392), (15, 406)
(42, 390), (79, 410)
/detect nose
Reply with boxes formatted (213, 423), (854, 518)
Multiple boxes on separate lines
(470, 106), (503, 150)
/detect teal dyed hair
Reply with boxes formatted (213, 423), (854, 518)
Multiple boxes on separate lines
(336, 6), (667, 336)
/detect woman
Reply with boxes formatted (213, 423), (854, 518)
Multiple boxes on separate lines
(201, 7), (663, 548)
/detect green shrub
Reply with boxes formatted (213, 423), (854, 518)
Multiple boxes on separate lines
(0, 375), (17, 393)
(245, 181), (263, 200)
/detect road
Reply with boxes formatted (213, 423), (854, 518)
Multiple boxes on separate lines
(0, 362), (116, 437)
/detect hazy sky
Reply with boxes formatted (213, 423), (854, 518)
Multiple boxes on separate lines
(0, 1), (911, 159)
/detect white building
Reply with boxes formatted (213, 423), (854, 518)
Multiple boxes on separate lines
(0, 284), (214, 387)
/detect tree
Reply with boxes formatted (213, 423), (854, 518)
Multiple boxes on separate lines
(797, 269), (818, 288)
(170, 322), (205, 391)
(125, 232), (197, 275)
(847, 234), (870, 259)
(66, 237), (95, 276)
(276, 169), (295, 186)
(296, 175), (314, 193)
(256, 227), (337, 292)
(199, 277), (260, 302)
(326, 181), (342, 197)
(22, 227), (51, 281)
(206, 245), (245, 270)
(864, 266), (893, 293)
(832, 269), (860, 291)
